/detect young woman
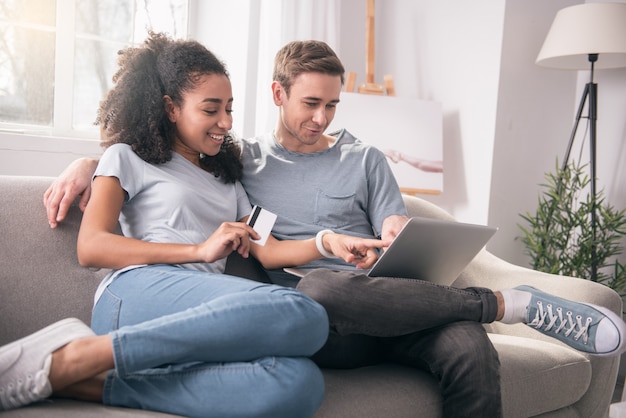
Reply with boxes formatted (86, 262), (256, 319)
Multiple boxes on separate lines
(0, 33), (386, 418)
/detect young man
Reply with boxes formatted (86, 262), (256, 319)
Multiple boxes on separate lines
(43, 40), (626, 417)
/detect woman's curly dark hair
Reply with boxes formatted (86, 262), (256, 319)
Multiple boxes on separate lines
(96, 32), (242, 183)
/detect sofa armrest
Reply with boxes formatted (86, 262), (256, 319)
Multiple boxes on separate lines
(456, 250), (621, 418)
(402, 194), (621, 418)
(455, 249), (622, 315)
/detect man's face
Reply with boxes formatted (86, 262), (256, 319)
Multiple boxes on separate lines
(273, 72), (342, 152)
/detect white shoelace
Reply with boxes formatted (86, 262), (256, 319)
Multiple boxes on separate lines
(0, 375), (39, 408)
(528, 301), (593, 344)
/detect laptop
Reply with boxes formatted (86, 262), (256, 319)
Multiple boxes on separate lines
(284, 217), (497, 286)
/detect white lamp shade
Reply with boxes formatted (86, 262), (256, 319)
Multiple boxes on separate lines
(536, 2), (626, 70)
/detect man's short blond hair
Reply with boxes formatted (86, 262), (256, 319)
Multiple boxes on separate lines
(273, 40), (345, 95)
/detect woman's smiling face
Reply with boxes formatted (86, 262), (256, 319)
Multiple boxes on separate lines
(168, 73), (234, 165)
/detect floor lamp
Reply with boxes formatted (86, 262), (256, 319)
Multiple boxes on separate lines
(535, 2), (626, 281)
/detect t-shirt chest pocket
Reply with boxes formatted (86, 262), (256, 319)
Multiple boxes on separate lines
(314, 190), (356, 228)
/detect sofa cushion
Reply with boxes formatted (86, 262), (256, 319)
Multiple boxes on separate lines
(0, 399), (181, 417)
(492, 333), (591, 418)
(0, 176), (108, 345)
(313, 333), (591, 418)
(0, 335), (592, 418)
(317, 364), (442, 417)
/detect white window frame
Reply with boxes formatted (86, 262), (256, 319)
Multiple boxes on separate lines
(53, 0), (80, 138)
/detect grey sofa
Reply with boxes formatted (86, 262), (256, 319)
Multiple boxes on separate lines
(0, 175), (621, 417)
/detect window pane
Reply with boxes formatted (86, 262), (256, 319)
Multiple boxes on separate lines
(72, 38), (120, 129)
(72, 0), (188, 130)
(0, 0), (188, 133)
(75, 1), (133, 43)
(0, 0), (56, 125)
(0, 0), (56, 26)
(133, 0), (188, 42)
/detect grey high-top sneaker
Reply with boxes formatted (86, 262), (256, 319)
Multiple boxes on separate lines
(516, 285), (626, 356)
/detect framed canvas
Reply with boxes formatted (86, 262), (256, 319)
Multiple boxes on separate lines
(327, 92), (443, 194)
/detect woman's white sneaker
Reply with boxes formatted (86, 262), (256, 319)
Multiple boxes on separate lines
(0, 318), (95, 411)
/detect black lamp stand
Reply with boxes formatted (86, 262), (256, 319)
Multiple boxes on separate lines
(560, 53), (598, 281)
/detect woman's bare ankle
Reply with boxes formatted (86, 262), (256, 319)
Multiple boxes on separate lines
(49, 335), (114, 392)
(53, 372), (107, 403)
(494, 291), (505, 321)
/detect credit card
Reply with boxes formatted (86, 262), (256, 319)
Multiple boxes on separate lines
(246, 205), (277, 246)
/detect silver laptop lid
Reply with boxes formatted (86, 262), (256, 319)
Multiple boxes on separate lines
(367, 217), (497, 285)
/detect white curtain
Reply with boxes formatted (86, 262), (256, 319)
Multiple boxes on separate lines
(189, 0), (341, 139)
(249, 0), (341, 138)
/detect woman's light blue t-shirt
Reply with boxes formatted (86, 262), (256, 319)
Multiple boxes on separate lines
(92, 143), (252, 301)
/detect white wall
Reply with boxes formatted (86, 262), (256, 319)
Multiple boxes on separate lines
(338, 0), (626, 267)
(490, 0), (626, 266)
(489, 0), (580, 265)
(338, 0), (505, 227)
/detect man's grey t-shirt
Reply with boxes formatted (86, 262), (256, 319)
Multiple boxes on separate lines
(240, 129), (406, 272)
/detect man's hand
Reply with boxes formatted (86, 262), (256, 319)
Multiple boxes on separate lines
(44, 158), (99, 228)
(324, 234), (391, 269)
(380, 215), (410, 242)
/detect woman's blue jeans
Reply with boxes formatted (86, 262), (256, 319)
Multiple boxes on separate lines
(91, 265), (329, 418)
(295, 269), (502, 418)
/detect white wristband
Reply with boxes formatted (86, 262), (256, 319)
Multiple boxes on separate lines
(316, 229), (336, 258)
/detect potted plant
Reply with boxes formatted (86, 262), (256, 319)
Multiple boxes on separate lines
(518, 161), (626, 296)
